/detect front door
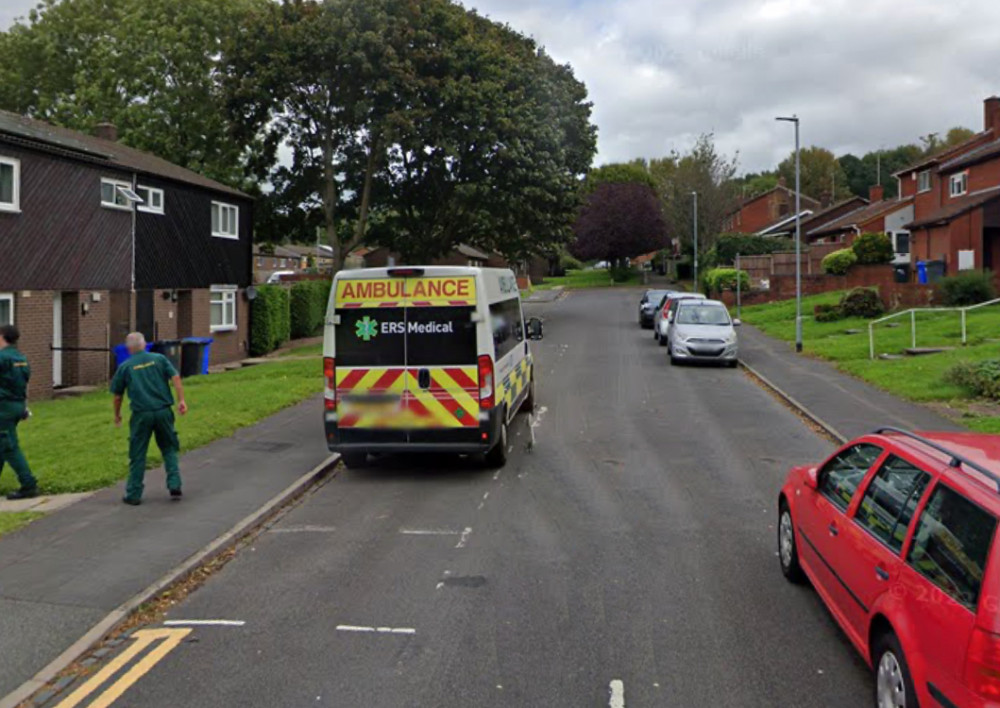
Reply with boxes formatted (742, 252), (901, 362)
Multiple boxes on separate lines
(52, 292), (63, 388)
(135, 290), (155, 342)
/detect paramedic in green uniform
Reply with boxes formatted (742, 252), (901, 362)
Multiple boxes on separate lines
(0, 325), (38, 500)
(111, 332), (188, 505)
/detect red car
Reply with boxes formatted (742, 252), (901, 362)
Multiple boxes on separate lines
(779, 428), (1000, 708)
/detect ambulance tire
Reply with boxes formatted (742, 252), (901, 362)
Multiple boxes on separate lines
(523, 377), (536, 413)
(486, 417), (508, 468)
(341, 451), (368, 470)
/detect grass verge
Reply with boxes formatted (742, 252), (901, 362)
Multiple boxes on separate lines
(0, 511), (44, 538)
(277, 342), (323, 358)
(2, 358), (321, 496)
(738, 291), (1000, 430)
(535, 269), (641, 290)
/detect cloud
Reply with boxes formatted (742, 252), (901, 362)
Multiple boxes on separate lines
(4, 0), (999, 174)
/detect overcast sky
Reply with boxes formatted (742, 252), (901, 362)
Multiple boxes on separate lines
(4, 0), (1000, 174)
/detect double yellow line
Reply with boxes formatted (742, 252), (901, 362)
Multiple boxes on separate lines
(54, 628), (190, 708)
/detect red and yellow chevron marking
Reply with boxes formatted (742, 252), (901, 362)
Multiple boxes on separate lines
(336, 277), (477, 309)
(336, 366), (479, 429)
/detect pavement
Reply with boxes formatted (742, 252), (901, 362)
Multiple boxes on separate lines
(738, 324), (964, 441)
(0, 492), (92, 514)
(43, 289), (874, 707)
(0, 395), (333, 702)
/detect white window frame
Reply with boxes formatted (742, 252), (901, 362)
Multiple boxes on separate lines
(211, 201), (239, 240)
(210, 285), (237, 332)
(0, 293), (13, 325)
(950, 172), (968, 198)
(0, 156), (21, 213)
(100, 178), (133, 211)
(136, 185), (165, 215)
(917, 170), (931, 193)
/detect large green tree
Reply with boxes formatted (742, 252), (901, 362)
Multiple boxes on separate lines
(0, 0), (263, 186)
(227, 0), (596, 268)
(777, 146), (849, 202)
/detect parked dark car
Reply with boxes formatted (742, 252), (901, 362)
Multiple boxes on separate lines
(638, 289), (672, 329)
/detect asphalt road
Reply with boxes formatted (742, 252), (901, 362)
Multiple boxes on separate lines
(64, 288), (873, 707)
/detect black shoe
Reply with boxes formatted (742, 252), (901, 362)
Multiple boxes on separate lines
(7, 487), (38, 501)
(122, 497), (142, 506)
(169, 489), (183, 499)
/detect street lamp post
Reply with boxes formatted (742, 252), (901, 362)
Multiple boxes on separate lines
(691, 191), (698, 291)
(776, 115), (803, 353)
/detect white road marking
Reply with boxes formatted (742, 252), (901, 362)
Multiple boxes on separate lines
(336, 625), (416, 635)
(455, 527), (473, 548)
(163, 619), (245, 627)
(609, 680), (625, 708)
(399, 528), (462, 536)
(269, 525), (337, 534)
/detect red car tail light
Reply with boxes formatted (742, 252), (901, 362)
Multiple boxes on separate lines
(965, 627), (1000, 697)
(324, 357), (336, 412)
(478, 355), (495, 410)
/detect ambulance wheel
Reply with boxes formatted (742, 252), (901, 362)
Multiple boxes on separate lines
(486, 418), (508, 468)
(341, 451), (368, 470)
(523, 378), (536, 413)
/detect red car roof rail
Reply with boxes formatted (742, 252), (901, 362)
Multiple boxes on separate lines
(874, 426), (1000, 493)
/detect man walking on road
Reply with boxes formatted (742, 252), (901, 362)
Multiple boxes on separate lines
(0, 325), (38, 500)
(111, 332), (188, 506)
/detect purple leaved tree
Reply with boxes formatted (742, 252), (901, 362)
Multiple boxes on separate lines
(571, 182), (667, 264)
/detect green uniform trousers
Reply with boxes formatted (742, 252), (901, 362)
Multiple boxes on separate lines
(127, 407), (181, 501)
(0, 402), (37, 491)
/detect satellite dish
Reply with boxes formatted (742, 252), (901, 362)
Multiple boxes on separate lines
(246, 285), (258, 301)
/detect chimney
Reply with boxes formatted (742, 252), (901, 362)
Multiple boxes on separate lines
(869, 184), (884, 203)
(94, 122), (118, 142)
(986, 97), (1000, 135)
(820, 190), (833, 208)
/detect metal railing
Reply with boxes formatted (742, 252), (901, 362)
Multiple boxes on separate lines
(868, 297), (1000, 359)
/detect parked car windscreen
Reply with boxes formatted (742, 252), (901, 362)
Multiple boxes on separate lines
(675, 304), (731, 326)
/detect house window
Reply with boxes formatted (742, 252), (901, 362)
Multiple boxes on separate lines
(211, 201), (239, 239)
(894, 232), (910, 255)
(136, 185), (165, 214)
(950, 172), (968, 198)
(210, 286), (237, 332)
(917, 170), (931, 193)
(0, 156), (20, 212)
(0, 293), (12, 325)
(101, 178), (134, 210)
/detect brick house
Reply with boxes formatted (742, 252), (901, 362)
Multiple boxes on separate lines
(806, 185), (915, 263)
(897, 97), (1000, 278)
(253, 245), (305, 283)
(0, 111), (253, 398)
(757, 195), (868, 239)
(363, 243), (494, 268)
(723, 178), (821, 234)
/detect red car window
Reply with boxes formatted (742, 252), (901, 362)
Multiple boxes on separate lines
(818, 443), (883, 512)
(854, 454), (932, 553)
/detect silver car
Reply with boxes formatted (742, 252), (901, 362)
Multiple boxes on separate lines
(654, 293), (705, 345)
(667, 299), (740, 367)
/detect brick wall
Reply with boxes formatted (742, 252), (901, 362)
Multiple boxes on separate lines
(62, 290), (112, 388)
(13, 291), (55, 400)
(152, 290), (179, 341)
(187, 289), (249, 366)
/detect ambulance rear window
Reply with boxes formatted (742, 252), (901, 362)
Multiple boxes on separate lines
(407, 306), (477, 366)
(335, 308), (406, 368)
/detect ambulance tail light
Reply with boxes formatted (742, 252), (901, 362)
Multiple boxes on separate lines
(324, 357), (336, 411)
(965, 627), (1000, 698)
(478, 355), (495, 410)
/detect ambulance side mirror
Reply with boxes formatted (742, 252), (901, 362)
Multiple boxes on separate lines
(527, 317), (544, 340)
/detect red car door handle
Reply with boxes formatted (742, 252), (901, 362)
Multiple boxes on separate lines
(875, 566), (889, 581)
(828, 523), (838, 537)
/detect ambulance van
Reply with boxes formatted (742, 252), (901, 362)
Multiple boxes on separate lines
(323, 266), (543, 468)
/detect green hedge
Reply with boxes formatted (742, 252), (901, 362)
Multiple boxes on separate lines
(290, 280), (331, 339)
(714, 233), (795, 264)
(852, 232), (894, 265)
(822, 248), (858, 275)
(703, 267), (750, 294)
(940, 269), (997, 306)
(946, 359), (1000, 399)
(250, 285), (291, 356)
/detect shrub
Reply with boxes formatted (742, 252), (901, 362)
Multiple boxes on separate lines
(610, 264), (634, 282)
(839, 287), (884, 319)
(560, 253), (583, 272)
(703, 268), (750, 294)
(851, 232), (894, 265)
(289, 280), (331, 339)
(822, 248), (858, 275)
(814, 303), (844, 322)
(945, 359), (1000, 399)
(715, 233), (796, 264)
(250, 285), (291, 356)
(939, 269), (997, 306)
